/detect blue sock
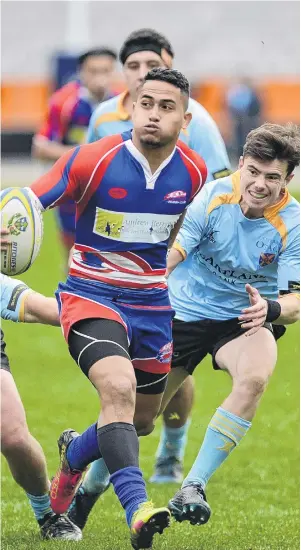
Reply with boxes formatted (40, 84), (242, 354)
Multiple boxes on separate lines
(110, 466), (147, 526)
(183, 407), (251, 488)
(156, 419), (190, 461)
(82, 458), (110, 495)
(66, 423), (101, 471)
(26, 492), (52, 521)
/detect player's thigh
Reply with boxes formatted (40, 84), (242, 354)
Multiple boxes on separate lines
(1, 370), (28, 446)
(214, 327), (277, 382)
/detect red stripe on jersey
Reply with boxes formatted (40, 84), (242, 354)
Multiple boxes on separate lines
(177, 140), (207, 201)
(96, 252), (166, 276)
(69, 268), (167, 289)
(59, 291), (128, 341)
(76, 135), (124, 219)
(132, 358), (171, 375)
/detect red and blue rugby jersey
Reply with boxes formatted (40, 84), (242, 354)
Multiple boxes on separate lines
(29, 131), (207, 289)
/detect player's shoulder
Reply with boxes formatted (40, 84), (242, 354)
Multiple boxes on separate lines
(92, 94), (122, 126)
(78, 133), (125, 159)
(188, 98), (218, 128)
(176, 139), (207, 176)
(279, 192), (300, 230)
(49, 81), (79, 107)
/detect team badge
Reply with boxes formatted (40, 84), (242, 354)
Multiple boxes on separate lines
(259, 252), (276, 267)
(156, 342), (173, 363)
(7, 213), (28, 236)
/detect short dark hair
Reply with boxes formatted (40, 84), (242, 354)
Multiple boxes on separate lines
(243, 122), (300, 175)
(141, 68), (190, 109)
(78, 48), (117, 67)
(120, 28), (174, 65)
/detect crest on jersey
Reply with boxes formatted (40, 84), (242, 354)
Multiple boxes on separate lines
(7, 213), (28, 236)
(259, 252), (276, 267)
(164, 190), (187, 204)
(156, 342), (173, 363)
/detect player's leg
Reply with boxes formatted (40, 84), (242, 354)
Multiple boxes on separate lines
(150, 376), (194, 483)
(50, 315), (170, 548)
(169, 325), (277, 525)
(0, 337), (81, 540)
(151, 318), (207, 483)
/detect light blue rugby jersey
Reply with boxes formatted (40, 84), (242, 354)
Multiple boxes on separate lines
(86, 91), (230, 182)
(169, 171), (300, 321)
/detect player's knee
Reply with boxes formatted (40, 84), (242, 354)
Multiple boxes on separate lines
(236, 373), (270, 398)
(135, 415), (155, 437)
(1, 424), (30, 457)
(100, 372), (137, 410)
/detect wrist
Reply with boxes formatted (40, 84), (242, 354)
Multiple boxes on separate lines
(266, 299), (281, 322)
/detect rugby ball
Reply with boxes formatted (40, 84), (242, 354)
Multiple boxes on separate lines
(1, 187), (43, 276)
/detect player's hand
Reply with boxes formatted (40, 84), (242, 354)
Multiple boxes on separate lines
(1, 229), (10, 250)
(239, 283), (268, 336)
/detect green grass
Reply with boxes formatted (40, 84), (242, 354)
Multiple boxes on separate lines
(1, 209), (300, 550)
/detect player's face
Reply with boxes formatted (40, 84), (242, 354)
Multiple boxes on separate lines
(239, 156), (294, 213)
(132, 80), (192, 148)
(123, 51), (168, 100)
(80, 55), (116, 100)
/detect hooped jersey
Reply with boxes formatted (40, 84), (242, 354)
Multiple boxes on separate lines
(86, 92), (231, 183)
(29, 131), (207, 290)
(169, 171), (300, 321)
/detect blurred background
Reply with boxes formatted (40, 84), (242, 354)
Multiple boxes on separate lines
(1, 0), (300, 185)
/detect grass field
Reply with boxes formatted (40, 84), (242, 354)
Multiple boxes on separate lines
(1, 208), (300, 550)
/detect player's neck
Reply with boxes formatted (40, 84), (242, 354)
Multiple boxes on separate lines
(131, 132), (176, 173)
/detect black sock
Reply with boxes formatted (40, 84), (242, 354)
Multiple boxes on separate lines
(97, 422), (139, 474)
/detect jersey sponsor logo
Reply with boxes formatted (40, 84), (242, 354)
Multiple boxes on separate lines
(212, 168), (232, 180)
(196, 251), (268, 285)
(108, 187), (128, 199)
(288, 280), (300, 293)
(93, 207), (179, 243)
(259, 253), (276, 267)
(164, 190), (187, 204)
(156, 342), (173, 363)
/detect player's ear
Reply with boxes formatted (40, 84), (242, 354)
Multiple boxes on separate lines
(132, 102), (136, 112)
(183, 112), (192, 129)
(285, 173), (294, 185)
(238, 156), (244, 169)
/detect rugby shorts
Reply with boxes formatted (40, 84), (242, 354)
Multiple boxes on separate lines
(171, 317), (286, 374)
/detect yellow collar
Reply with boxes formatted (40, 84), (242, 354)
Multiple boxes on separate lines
(117, 91), (131, 121)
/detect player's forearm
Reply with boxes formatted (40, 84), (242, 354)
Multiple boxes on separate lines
(168, 211), (186, 249)
(273, 294), (300, 325)
(24, 293), (60, 326)
(167, 247), (185, 277)
(32, 137), (72, 162)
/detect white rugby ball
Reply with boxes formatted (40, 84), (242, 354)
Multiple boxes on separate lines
(1, 187), (43, 276)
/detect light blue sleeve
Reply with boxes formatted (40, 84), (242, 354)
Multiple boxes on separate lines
(188, 102), (231, 182)
(278, 225), (300, 292)
(175, 184), (210, 256)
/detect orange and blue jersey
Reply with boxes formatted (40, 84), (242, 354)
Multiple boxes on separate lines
(28, 131), (207, 374)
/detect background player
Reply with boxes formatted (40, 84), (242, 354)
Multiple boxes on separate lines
(86, 27), (231, 487)
(32, 48), (117, 257)
(0, 275), (81, 541)
(19, 68), (207, 549)
(161, 123), (300, 524)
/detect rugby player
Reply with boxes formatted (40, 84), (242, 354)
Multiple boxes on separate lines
(0, 275), (81, 540)
(7, 69), (207, 549)
(32, 48), (117, 257)
(162, 122), (300, 525)
(87, 27), (231, 488)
